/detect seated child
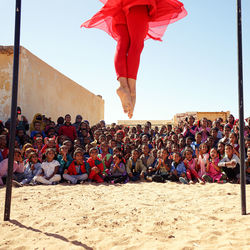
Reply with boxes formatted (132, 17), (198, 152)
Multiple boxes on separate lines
(140, 144), (155, 168)
(57, 145), (73, 176)
(218, 144), (240, 183)
(19, 152), (42, 185)
(217, 142), (225, 159)
(152, 148), (171, 183)
(40, 137), (59, 156)
(197, 143), (209, 180)
(34, 148), (61, 185)
(140, 144), (156, 181)
(109, 154), (127, 184)
(0, 148), (24, 185)
(203, 148), (227, 183)
(170, 152), (188, 184)
(98, 142), (113, 175)
(30, 121), (46, 139)
(63, 150), (89, 184)
(87, 147), (105, 183)
(126, 149), (147, 181)
(183, 148), (204, 184)
(191, 132), (202, 153)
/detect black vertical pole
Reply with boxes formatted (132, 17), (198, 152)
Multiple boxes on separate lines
(237, 0), (246, 215)
(4, 0), (22, 221)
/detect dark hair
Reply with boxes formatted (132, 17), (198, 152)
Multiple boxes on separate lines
(173, 152), (181, 157)
(73, 149), (84, 158)
(195, 131), (202, 137)
(45, 148), (56, 155)
(210, 147), (218, 153)
(57, 116), (64, 124)
(131, 149), (139, 154)
(89, 147), (98, 154)
(114, 153), (123, 160)
(28, 151), (38, 161)
(225, 143), (233, 149)
(211, 127), (218, 132)
(183, 147), (193, 157)
(218, 141), (225, 146)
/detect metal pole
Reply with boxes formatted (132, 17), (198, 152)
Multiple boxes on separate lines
(237, 0), (246, 215)
(4, 0), (22, 221)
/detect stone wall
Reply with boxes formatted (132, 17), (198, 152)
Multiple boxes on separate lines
(0, 46), (104, 125)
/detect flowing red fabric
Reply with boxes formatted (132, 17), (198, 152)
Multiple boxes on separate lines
(81, 0), (187, 41)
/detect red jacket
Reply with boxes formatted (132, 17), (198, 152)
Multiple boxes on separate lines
(87, 157), (104, 173)
(67, 161), (89, 175)
(58, 123), (77, 141)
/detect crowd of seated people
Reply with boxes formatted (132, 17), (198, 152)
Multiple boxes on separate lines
(0, 112), (250, 187)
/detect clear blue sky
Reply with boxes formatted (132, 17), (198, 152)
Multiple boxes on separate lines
(0, 0), (249, 124)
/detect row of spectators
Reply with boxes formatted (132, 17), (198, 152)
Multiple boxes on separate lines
(0, 112), (250, 186)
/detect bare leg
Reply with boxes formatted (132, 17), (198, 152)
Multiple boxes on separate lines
(116, 77), (132, 114)
(128, 78), (136, 116)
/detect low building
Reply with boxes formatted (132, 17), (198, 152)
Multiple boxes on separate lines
(0, 46), (104, 125)
(173, 111), (230, 124)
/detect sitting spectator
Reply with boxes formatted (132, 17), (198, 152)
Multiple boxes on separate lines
(140, 144), (155, 168)
(0, 148), (24, 186)
(0, 135), (8, 162)
(98, 142), (113, 175)
(58, 114), (77, 142)
(109, 154), (127, 184)
(126, 149), (146, 181)
(73, 115), (83, 131)
(30, 113), (45, 132)
(152, 148), (171, 183)
(218, 142), (225, 159)
(63, 149), (89, 184)
(57, 145), (73, 176)
(203, 148), (227, 183)
(170, 152), (188, 184)
(18, 152), (42, 186)
(34, 148), (61, 185)
(40, 137), (59, 156)
(87, 147), (105, 183)
(55, 116), (64, 134)
(219, 125), (231, 144)
(30, 121), (46, 139)
(197, 143), (209, 180)
(218, 144), (240, 183)
(229, 132), (239, 157)
(183, 148), (204, 184)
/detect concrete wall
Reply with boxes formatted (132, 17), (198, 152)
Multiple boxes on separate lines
(0, 46), (104, 125)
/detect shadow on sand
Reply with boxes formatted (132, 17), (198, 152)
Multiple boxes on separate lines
(9, 219), (93, 249)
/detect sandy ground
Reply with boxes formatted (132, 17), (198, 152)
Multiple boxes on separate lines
(0, 182), (250, 250)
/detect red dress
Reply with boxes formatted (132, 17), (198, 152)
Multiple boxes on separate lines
(82, 0), (187, 41)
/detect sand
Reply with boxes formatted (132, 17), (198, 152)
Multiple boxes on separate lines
(0, 182), (250, 250)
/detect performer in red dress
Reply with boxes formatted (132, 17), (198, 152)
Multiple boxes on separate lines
(82, 0), (187, 118)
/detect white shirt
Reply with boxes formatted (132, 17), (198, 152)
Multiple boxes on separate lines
(218, 154), (240, 169)
(41, 160), (60, 177)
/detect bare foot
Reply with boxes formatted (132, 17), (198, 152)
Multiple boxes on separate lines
(117, 77), (132, 114)
(128, 78), (136, 113)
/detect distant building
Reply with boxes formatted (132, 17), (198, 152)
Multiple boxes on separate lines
(118, 111), (231, 128)
(0, 46), (104, 125)
(118, 120), (173, 127)
(173, 111), (231, 124)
